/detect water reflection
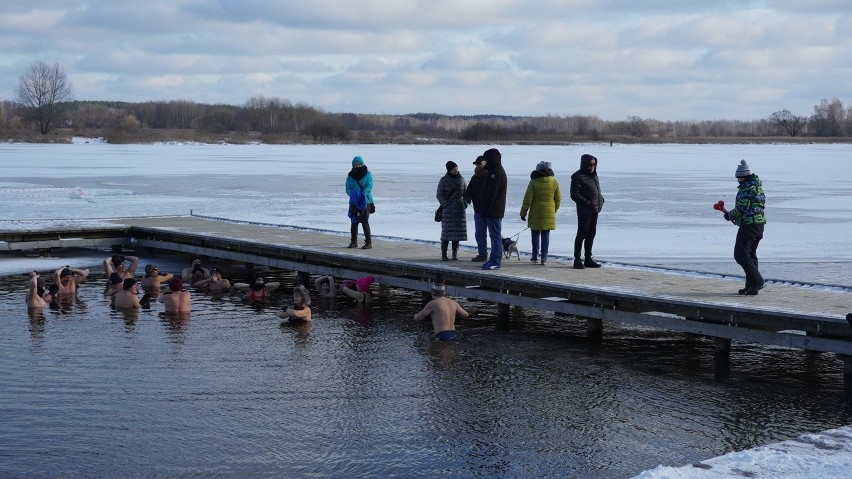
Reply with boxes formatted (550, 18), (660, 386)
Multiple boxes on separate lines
(1, 269), (851, 478)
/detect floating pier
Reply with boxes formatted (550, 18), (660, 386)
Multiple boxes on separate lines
(3, 215), (851, 387)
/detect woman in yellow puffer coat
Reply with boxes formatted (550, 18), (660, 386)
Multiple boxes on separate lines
(520, 161), (561, 265)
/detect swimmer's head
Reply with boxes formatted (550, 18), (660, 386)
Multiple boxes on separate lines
(211, 267), (221, 278)
(192, 258), (201, 266)
(122, 278), (137, 291)
(109, 272), (123, 285)
(60, 268), (74, 278)
(144, 264), (158, 277)
(355, 275), (375, 292)
(168, 278), (183, 292)
(111, 255), (126, 268)
(293, 285), (311, 306)
(430, 281), (447, 297)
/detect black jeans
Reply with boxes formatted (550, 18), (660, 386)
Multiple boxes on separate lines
(574, 212), (598, 259)
(734, 223), (764, 289)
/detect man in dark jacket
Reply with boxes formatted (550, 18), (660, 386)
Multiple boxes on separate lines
(570, 153), (604, 269)
(479, 148), (507, 270)
(464, 156), (489, 262)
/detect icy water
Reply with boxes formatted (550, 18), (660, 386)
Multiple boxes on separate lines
(1, 262), (851, 478)
(2, 143), (852, 477)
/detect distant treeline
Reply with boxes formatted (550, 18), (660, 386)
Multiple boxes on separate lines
(1, 95), (851, 144)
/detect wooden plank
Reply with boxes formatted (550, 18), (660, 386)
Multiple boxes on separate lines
(3, 216), (852, 356)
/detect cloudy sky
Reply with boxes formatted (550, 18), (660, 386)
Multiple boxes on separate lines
(1, 1), (850, 121)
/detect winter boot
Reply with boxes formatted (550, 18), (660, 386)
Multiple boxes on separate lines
(573, 258), (585, 269)
(347, 223), (358, 248)
(451, 241), (459, 260)
(584, 257), (601, 268)
(441, 241), (449, 261)
(361, 224), (372, 249)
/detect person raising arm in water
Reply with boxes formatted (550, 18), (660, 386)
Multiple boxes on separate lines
(193, 267), (231, 294)
(54, 265), (89, 295)
(103, 254), (139, 280)
(26, 271), (48, 309)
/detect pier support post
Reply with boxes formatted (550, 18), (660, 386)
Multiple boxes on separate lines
(587, 318), (603, 340)
(713, 337), (731, 379)
(841, 355), (852, 401)
(497, 303), (511, 321)
(297, 271), (310, 287)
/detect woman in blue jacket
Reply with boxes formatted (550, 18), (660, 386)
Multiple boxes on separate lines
(345, 156), (374, 249)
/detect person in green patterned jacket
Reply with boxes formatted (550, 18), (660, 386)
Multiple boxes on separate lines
(724, 160), (766, 295)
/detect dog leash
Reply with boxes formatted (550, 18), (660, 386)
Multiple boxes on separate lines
(506, 227), (529, 240)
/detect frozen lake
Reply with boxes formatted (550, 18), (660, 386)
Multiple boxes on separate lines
(2, 142), (852, 478)
(2, 141), (851, 285)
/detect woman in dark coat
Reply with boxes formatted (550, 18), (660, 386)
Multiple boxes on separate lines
(570, 153), (604, 269)
(436, 161), (468, 260)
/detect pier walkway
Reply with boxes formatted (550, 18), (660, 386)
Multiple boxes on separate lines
(2, 215), (851, 380)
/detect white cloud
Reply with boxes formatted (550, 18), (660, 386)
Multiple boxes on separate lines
(0, 1), (850, 119)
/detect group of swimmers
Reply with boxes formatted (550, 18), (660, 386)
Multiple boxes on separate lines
(26, 255), (468, 339)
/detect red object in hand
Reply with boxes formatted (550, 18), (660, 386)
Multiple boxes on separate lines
(713, 200), (726, 212)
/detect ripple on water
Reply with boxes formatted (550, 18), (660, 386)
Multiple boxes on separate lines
(0, 269), (851, 478)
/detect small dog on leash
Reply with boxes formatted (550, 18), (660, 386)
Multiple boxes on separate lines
(502, 237), (520, 260)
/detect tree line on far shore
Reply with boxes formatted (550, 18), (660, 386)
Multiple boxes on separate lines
(3, 59), (851, 144)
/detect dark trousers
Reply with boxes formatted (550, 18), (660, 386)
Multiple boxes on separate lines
(734, 223), (764, 289)
(350, 208), (371, 243)
(574, 212), (598, 259)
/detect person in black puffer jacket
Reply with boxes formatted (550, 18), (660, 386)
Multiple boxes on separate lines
(479, 148), (507, 270)
(570, 153), (605, 269)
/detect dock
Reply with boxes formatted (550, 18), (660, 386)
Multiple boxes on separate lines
(2, 214), (851, 385)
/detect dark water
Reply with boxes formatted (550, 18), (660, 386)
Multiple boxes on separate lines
(1, 260), (851, 478)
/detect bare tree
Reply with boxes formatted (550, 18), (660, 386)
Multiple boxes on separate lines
(769, 109), (806, 137)
(15, 60), (74, 134)
(809, 98), (845, 137)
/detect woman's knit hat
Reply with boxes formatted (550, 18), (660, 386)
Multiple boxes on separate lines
(446, 161), (458, 172)
(352, 156), (365, 166)
(355, 275), (375, 291)
(169, 278), (183, 292)
(735, 160), (752, 177)
(536, 161), (551, 171)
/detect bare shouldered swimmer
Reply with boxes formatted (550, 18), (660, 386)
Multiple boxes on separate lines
(193, 267), (231, 294)
(103, 254), (139, 280)
(55, 265), (89, 295)
(341, 275), (375, 304)
(141, 264), (174, 290)
(114, 278), (141, 309)
(160, 278), (191, 314)
(277, 285), (312, 324)
(413, 281), (469, 341)
(182, 258), (211, 283)
(26, 271), (48, 309)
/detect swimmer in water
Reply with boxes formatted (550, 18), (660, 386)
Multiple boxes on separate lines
(159, 278), (191, 314)
(413, 280), (469, 341)
(193, 267), (231, 294)
(114, 278), (141, 309)
(341, 275), (375, 304)
(278, 285), (312, 324)
(234, 272), (280, 301)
